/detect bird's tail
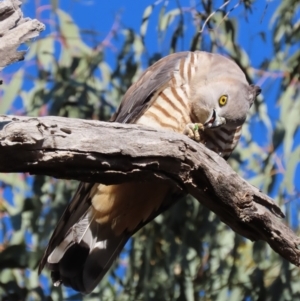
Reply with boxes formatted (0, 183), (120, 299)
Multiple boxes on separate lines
(39, 183), (129, 294)
(48, 212), (128, 293)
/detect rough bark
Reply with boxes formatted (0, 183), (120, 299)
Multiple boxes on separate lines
(0, 114), (300, 267)
(0, 0), (45, 77)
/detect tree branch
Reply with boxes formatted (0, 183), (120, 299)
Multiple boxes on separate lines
(0, 115), (299, 267)
(0, 0), (45, 75)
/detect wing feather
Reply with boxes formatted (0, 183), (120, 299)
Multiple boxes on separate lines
(38, 182), (94, 273)
(111, 51), (190, 123)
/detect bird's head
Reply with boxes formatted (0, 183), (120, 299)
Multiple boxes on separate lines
(190, 52), (261, 129)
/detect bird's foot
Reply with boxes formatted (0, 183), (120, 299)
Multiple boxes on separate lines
(184, 123), (204, 142)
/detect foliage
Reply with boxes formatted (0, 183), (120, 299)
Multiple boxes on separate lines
(0, 0), (300, 300)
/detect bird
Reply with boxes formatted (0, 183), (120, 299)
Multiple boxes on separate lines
(38, 51), (261, 293)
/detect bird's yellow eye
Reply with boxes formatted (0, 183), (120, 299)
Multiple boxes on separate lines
(219, 95), (228, 106)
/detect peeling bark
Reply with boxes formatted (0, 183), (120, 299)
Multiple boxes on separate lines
(0, 115), (299, 267)
(0, 0), (45, 76)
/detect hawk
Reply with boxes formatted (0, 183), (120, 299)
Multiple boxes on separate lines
(39, 51), (261, 293)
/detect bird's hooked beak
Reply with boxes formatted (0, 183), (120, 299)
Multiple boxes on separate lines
(204, 109), (226, 129)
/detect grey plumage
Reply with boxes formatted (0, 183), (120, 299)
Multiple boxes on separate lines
(39, 51), (261, 294)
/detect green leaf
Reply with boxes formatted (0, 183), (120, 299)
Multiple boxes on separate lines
(285, 145), (300, 193)
(140, 5), (154, 39)
(0, 69), (24, 114)
(159, 8), (181, 32)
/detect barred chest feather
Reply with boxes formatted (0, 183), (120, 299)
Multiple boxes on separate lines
(201, 125), (242, 159)
(135, 52), (196, 133)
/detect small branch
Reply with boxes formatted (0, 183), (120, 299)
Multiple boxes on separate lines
(199, 0), (230, 33)
(0, 115), (299, 267)
(0, 0), (45, 74)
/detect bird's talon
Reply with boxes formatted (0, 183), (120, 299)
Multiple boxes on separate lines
(184, 123), (204, 142)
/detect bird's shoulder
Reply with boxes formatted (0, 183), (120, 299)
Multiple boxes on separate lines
(110, 51), (192, 124)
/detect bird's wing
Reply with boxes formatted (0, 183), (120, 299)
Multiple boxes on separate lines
(38, 182), (94, 274)
(110, 51), (190, 123)
(39, 52), (190, 293)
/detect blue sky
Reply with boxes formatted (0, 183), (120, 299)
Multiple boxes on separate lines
(19, 0), (279, 65)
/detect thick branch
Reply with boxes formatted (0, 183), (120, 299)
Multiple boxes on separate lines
(0, 115), (299, 267)
(0, 0), (45, 74)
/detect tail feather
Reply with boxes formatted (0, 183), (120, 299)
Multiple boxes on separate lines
(82, 235), (128, 292)
(49, 233), (128, 293)
(45, 205), (129, 293)
(47, 207), (96, 264)
(47, 235), (127, 293)
(39, 182), (95, 274)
